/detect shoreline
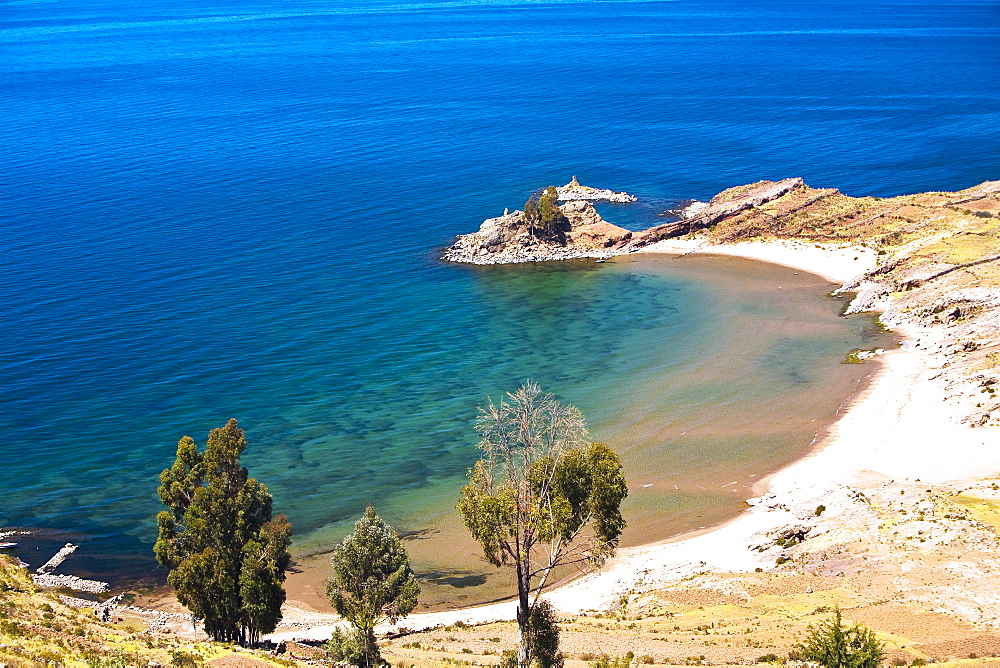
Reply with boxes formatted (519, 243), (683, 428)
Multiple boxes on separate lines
(269, 236), (986, 641)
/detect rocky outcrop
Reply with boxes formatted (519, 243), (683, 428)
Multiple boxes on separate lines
(626, 177), (806, 248)
(556, 175), (637, 203)
(441, 178), (811, 264)
(441, 200), (632, 265)
(562, 200), (633, 247)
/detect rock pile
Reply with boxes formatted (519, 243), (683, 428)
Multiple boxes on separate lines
(36, 542), (77, 574)
(28, 540), (111, 593)
(33, 572), (109, 593)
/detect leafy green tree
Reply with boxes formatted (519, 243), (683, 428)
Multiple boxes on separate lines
(796, 607), (885, 667)
(154, 419), (291, 646)
(523, 186), (567, 239)
(326, 505), (420, 667)
(523, 196), (540, 231)
(458, 381), (627, 667)
(538, 185), (566, 236)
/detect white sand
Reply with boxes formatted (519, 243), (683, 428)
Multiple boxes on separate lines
(269, 239), (1000, 642)
(638, 237), (880, 285)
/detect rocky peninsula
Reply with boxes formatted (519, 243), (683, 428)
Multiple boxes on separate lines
(445, 174), (1000, 426)
(441, 177), (810, 264)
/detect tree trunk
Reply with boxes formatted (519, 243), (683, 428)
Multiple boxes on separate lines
(516, 560), (531, 667)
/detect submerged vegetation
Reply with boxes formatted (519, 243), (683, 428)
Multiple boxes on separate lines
(6, 176), (1000, 665)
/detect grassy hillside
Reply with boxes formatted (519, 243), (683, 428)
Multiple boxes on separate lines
(0, 554), (293, 667)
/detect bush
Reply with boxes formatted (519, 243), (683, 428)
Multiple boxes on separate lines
(591, 651), (634, 668)
(796, 607), (884, 667)
(169, 650), (204, 668)
(499, 649), (518, 668)
(0, 619), (24, 636)
(529, 600), (564, 668)
(325, 627), (366, 665)
(86, 654), (129, 668)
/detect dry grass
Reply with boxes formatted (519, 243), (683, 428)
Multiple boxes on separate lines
(0, 555), (299, 667)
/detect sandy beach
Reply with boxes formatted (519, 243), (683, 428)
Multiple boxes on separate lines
(269, 236), (1000, 643)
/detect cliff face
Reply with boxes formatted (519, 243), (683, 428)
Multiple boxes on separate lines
(441, 200), (632, 264)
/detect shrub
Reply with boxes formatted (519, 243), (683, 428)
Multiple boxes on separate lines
(529, 599), (564, 668)
(0, 619), (24, 636)
(324, 627), (366, 665)
(86, 654), (129, 668)
(169, 650), (203, 668)
(591, 651), (634, 668)
(796, 607), (884, 667)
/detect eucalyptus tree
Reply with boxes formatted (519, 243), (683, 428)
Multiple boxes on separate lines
(537, 185), (565, 236)
(458, 381), (627, 667)
(523, 186), (566, 239)
(154, 418), (291, 646)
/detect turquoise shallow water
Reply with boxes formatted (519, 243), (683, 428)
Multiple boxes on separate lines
(0, 0), (996, 595)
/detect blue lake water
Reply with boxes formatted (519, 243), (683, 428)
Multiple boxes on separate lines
(1, 0), (997, 600)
